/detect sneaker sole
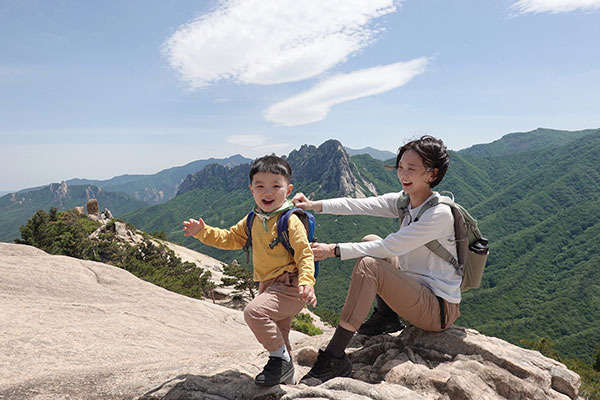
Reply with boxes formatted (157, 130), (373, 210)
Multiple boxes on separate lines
(339, 360), (353, 377)
(254, 367), (295, 387)
(299, 361), (352, 386)
(358, 323), (404, 336)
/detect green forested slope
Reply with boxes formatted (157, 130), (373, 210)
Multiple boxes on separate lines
(460, 127), (597, 158)
(459, 131), (600, 360)
(0, 185), (148, 242)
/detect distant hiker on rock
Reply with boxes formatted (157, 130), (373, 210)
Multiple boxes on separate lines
(183, 155), (316, 387)
(293, 135), (460, 386)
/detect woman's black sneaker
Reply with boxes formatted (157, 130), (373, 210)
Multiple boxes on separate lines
(299, 349), (352, 386)
(357, 307), (405, 336)
(254, 356), (295, 386)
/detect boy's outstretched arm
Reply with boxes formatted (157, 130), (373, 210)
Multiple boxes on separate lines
(182, 218), (205, 237)
(299, 284), (317, 308)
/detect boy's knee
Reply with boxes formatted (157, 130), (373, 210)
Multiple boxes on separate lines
(361, 234), (382, 242)
(243, 303), (259, 325)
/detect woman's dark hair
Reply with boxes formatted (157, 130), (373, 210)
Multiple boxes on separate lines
(249, 155), (292, 183)
(396, 135), (449, 188)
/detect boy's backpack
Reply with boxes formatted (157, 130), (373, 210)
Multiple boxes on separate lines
(243, 208), (320, 277)
(397, 192), (489, 291)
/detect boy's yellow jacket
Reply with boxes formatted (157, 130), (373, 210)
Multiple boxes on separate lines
(194, 213), (315, 287)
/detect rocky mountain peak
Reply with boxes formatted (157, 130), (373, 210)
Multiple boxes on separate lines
(176, 162), (250, 196)
(175, 140), (381, 198)
(49, 180), (68, 199)
(288, 139), (378, 197)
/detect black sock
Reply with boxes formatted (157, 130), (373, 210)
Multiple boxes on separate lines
(325, 325), (354, 358)
(375, 294), (396, 317)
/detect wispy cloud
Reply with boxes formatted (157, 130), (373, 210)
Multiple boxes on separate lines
(162, 0), (400, 88)
(264, 58), (430, 127)
(225, 135), (290, 157)
(226, 134), (267, 147)
(511, 0), (600, 14)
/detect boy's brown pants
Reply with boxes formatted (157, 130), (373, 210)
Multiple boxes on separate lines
(339, 235), (460, 333)
(243, 271), (305, 353)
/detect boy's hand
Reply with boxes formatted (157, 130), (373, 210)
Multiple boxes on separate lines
(183, 218), (205, 237)
(299, 284), (317, 308)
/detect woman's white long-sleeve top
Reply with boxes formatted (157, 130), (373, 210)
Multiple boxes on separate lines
(320, 191), (462, 303)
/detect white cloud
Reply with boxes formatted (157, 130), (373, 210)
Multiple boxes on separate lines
(226, 134), (267, 147)
(162, 0), (400, 87)
(511, 0), (600, 14)
(264, 58), (430, 127)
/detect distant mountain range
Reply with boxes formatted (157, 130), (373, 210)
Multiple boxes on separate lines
(0, 155), (251, 242)
(0, 182), (150, 242)
(65, 154), (252, 204)
(344, 146), (395, 161)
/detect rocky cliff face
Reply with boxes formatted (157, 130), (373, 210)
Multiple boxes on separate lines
(0, 243), (582, 400)
(176, 140), (379, 198)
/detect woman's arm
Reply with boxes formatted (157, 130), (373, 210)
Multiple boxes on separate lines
(293, 192), (400, 218)
(339, 204), (454, 260)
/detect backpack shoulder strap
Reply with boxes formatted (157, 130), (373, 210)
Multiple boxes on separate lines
(396, 192), (411, 223)
(242, 211), (255, 263)
(414, 196), (440, 222)
(272, 208), (315, 251)
(397, 192), (442, 224)
(433, 194), (469, 271)
(271, 209), (295, 252)
(413, 193), (463, 272)
(271, 208), (320, 278)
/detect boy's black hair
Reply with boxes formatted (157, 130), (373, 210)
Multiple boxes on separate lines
(396, 135), (449, 188)
(249, 155), (292, 184)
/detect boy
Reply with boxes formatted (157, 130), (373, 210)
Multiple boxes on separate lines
(183, 155), (316, 386)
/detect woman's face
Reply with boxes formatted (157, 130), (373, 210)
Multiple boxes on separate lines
(396, 149), (435, 196)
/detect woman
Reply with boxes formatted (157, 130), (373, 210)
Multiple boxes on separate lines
(292, 135), (461, 386)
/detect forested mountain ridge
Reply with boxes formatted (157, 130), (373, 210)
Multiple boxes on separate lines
(67, 154), (251, 204)
(458, 130), (600, 360)
(0, 182), (149, 242)
(459, 127), (597, 158)
(124, 129), (600, 364)
(0, 155), (252, 242)
(176, 140), (379, 198)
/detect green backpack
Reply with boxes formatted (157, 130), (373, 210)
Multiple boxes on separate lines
(397, 191), (489, 291)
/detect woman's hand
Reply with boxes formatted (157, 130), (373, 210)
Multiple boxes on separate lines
(310, 242), (336, 261)
(292, 192), (323, 213)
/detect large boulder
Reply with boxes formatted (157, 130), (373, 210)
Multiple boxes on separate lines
(0, 243), (582, 400)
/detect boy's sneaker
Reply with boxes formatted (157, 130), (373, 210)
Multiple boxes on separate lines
(299, 349), (352, 386)
(357, 307), (405, 336)
(254, 356), (295, 386)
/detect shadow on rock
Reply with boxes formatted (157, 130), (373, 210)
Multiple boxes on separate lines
(139, 370), (292, 400)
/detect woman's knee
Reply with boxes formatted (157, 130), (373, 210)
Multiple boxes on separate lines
(361, 234), (382, 242)
(353, 256), (380, 277)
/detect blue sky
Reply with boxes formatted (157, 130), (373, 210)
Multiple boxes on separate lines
(1, 0), (599, 192)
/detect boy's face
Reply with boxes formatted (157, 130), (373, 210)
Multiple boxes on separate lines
(396, 149), (435, 196)
(250, 172), (293, 213)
